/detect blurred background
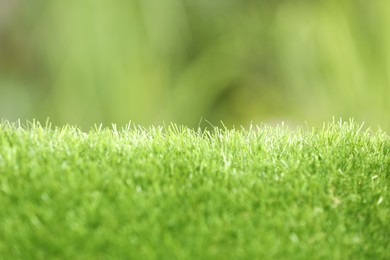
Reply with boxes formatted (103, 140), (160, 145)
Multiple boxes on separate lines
(0, 0), (389, 130)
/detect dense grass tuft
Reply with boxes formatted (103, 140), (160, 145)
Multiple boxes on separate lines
(0, 120), (389, 259)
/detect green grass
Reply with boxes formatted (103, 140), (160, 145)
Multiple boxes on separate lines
(0, 120), (389, 259)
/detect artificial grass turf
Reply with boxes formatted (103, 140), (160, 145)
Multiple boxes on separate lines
(0, 120), (389, 259)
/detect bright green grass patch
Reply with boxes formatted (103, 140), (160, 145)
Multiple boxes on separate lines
(0, 120), (389, 259)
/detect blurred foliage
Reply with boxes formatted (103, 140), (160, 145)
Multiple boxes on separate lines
(0, 0), (389, 130)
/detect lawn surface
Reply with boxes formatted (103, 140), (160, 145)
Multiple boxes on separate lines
(0, 120), (389, 259)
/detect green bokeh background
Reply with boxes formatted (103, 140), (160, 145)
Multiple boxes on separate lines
(1, 1), (389, 130)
